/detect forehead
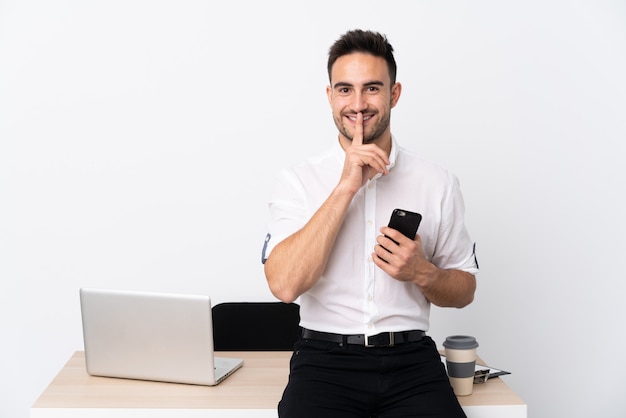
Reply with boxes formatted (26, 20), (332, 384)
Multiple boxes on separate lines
(330, 52), (391, 86)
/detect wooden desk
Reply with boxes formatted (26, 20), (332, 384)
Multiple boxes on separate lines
(31, 351), (526, 418)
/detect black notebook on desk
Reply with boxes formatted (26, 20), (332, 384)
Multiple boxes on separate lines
(440, 355), (511, 381)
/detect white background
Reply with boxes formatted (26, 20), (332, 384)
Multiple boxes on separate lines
(2, 1), (625, 417)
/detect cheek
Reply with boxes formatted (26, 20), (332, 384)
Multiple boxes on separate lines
(331, 103), (349, 119)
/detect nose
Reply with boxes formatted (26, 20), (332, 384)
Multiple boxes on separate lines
(351, 91), (367, 113)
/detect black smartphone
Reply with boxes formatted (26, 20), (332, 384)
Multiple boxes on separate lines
(387, 209), (422, 242)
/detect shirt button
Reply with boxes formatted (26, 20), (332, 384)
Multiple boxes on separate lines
(368, 182), (374, 189)
(367, 323), (373, 329)
(367, 294), (373, 302)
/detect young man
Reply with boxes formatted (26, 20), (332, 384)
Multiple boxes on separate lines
(262, 29), (479, 417)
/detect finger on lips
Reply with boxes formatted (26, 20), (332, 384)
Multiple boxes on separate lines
(353, 112), (364, 146)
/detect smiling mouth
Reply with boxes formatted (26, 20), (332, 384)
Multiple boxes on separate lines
(347, 114), (373, 123)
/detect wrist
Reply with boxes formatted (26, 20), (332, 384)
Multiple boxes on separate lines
(413, 261), (439, 289)
(332, 182), (359, 199)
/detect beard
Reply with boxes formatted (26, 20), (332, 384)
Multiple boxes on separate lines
(334, 110), (391, 144)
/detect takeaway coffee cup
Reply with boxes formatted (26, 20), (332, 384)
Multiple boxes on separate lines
(443, 335), (479, 396)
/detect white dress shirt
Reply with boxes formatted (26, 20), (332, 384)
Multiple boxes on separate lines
(263, 136), (478, 336)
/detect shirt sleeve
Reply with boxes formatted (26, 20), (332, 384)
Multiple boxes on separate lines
(431, 172), (479, 275)
(261, 168), (309, 264)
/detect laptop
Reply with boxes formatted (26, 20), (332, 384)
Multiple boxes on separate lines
(79, 287), (243, 385)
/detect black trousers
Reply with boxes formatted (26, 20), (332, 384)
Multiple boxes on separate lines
(278, 335), (467, 418)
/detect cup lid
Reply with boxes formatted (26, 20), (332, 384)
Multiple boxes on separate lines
(443, 335), (479, 349)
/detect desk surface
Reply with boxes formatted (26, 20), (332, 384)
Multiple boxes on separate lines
(31, 351), (526, 418)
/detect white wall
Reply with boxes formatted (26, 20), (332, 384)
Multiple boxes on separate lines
(1, 1), (625, 417)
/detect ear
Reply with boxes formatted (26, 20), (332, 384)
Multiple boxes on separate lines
(390, 82), (402, 108)
(326, 85), (333, 105)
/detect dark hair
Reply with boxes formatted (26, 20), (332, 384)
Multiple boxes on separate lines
(327, 29), (397, 84)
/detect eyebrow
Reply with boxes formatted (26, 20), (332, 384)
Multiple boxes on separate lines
(332, 80), (385, 89)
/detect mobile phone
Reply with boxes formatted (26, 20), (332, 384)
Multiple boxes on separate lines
(387, 209), (422, 242)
